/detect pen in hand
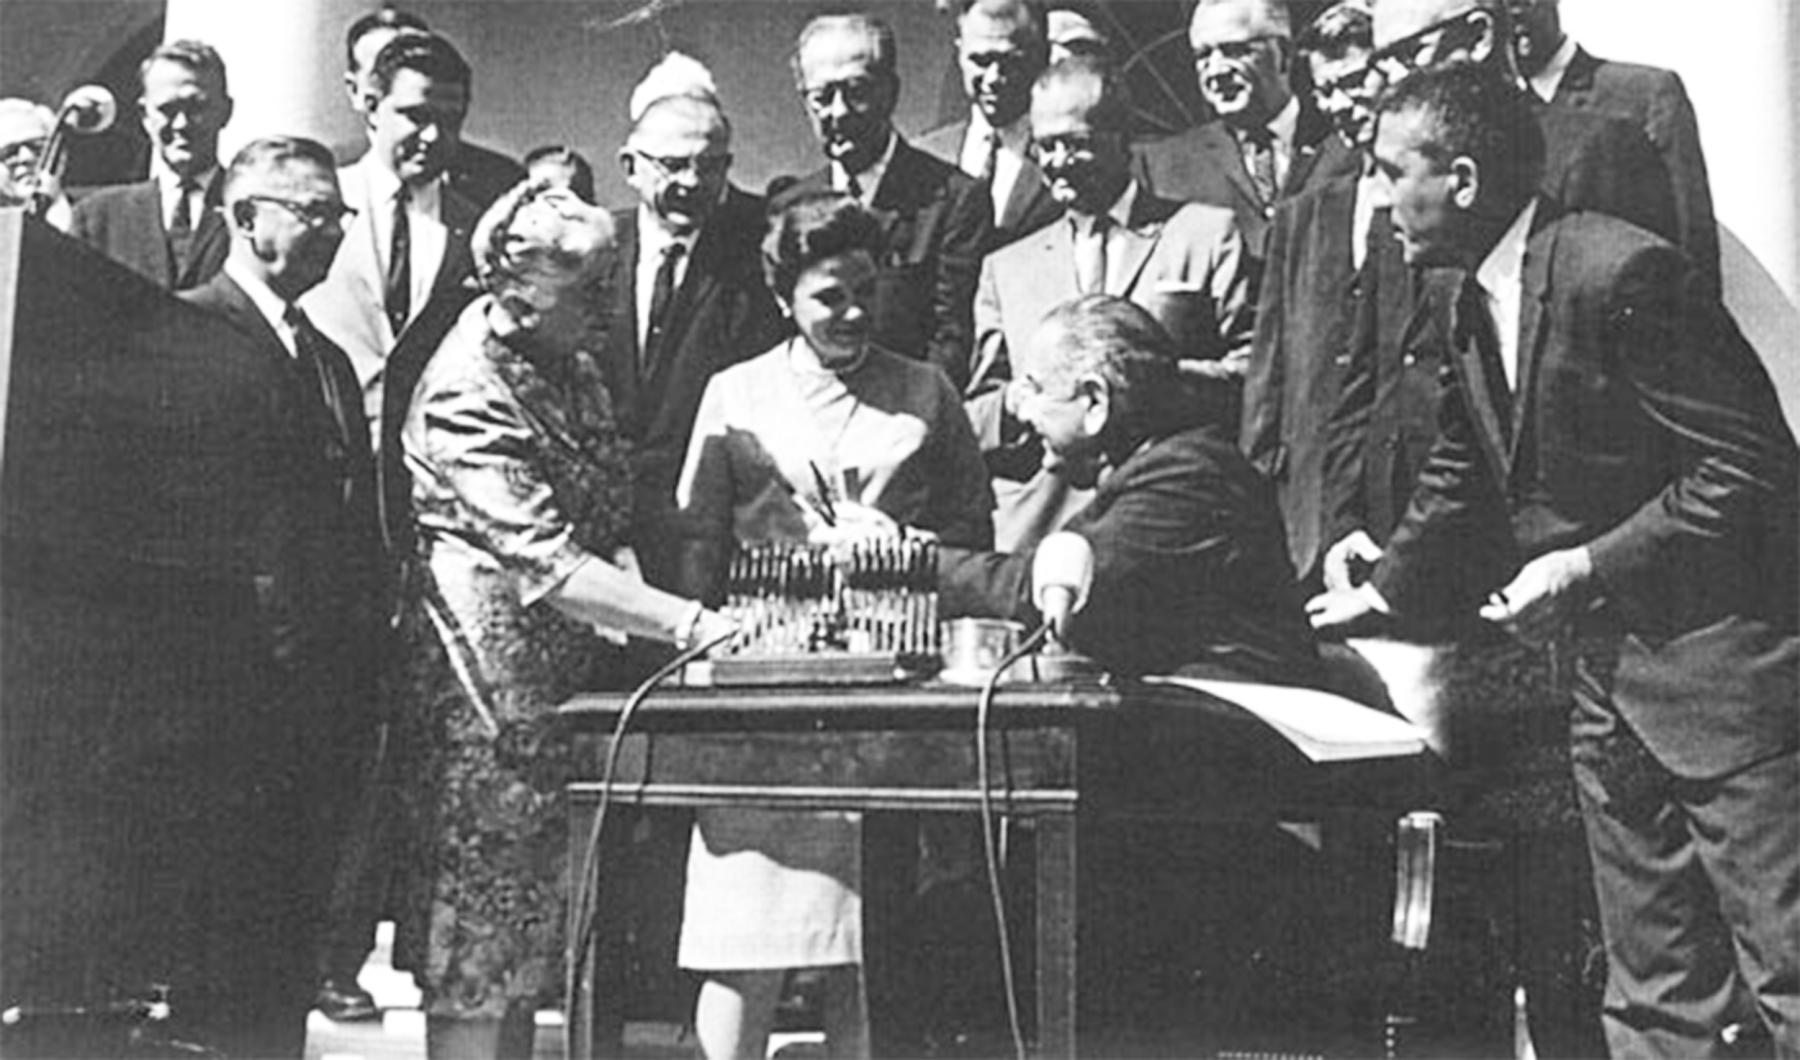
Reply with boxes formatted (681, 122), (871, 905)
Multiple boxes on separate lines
(807, 460), (838, 528)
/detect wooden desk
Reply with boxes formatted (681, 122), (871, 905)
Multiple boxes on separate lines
(558, 678), (1430, 1058)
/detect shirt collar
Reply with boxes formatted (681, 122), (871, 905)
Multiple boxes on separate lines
(362, 158), (442, 214)
(1529, 34), (1580, 102)
(835, 129), (898, 202)
(224, 258), (297, 344)
(637, 204), (699, 258)
(1475, 199), (1538, 304)
(1090, 178), (1138, 230)
(968, 108), (1032, 154)
(1264, 95), (1300, 149)
(154, 158), (217, 195)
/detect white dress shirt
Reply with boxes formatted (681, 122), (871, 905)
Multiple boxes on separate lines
(960, 109), (1032, 223)
(224, 258), (299, 359)
(1528, 34), (1581, 102)
(833, 130), (898, 207)
(635, 206), (698, 351)
(1474, 199), (1540, 390)
(359, 161), (447, 332)
(153, 158), (218, 230)
(1070, 179), (1140, 294)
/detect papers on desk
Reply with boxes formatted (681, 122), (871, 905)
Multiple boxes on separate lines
(1141, 675), (1428, 763)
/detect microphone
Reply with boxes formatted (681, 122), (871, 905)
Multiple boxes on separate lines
(57, 85), (117, 135)
(1031, 531), (1093, 647)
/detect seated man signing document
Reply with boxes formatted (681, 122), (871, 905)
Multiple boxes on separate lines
(938, 293), (1321, 686)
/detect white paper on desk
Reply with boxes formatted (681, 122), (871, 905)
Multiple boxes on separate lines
(1141, 675), (1428, 763)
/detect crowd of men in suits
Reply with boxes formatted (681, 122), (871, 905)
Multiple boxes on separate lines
(4, 0), (1793, 1055)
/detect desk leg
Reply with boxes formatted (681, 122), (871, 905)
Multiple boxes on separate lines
(565, 790), (627, 1060)
(1035, 815), (1077, 1059)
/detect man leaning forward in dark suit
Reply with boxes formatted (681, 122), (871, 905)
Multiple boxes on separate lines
(917, 0), (1063, 248)
(773, 11), (993, 388)
(1134, 0), (1359, 262)
(605, 63), (788, 593)
(71, 39), (233, 291)
(1313, 64), (1800, 1057)
(180, 135), (384, 1053)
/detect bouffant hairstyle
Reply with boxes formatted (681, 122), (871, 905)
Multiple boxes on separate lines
(760, 190), (884, 303)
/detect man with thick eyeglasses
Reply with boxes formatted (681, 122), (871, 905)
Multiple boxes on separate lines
(179, 134), (384, 1057)
(772, 11), (992, 389)
(71, 39), (233, 291)
(1133, 0), (1356, 262)
(918, 0), (1063, 245)
(603, 61), (787, 595)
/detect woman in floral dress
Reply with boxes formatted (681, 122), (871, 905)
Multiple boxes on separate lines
(389, 181), (736, 1059)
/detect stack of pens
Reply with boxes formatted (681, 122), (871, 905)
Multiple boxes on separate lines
(841, 538), (939, 656)
(719, 539), (940, 659)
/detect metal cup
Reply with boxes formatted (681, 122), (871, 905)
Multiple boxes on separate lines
(939, 618), (1027, 686)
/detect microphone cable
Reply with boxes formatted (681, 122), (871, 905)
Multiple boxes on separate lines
(562, 628), (737, 1058)
(975, 620), (1050, 1060)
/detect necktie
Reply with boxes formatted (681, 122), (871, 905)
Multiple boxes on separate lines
(1073, 214), (1109, 295)
(167, 178), (197, 275)
(385, 185), (412, 336)
(1457, 277), (1512, 440)
(641, 241), (686, 374)
(1241, 126), (1278, 207)
(844, 170), (865, 203)
(973, 127), (1000, 183)
(286, 304), (355, 505)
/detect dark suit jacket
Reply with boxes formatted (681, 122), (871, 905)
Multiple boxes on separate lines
(1548, 46), (1718, 296)
(914, 118), (1063, 248)
(1243, 174), (1418, 584)
(1310, 104), (1683, 580)
(446, 140), (526, 212)
(940, 422), (1322, 685)
(1371, 205), (1799, 778)
(1537, 100), (1680, 253)
(600, 187), (790, 584)
(69, 173), (229, 291)
(1131, 109), (1358, 260)
(181, 272), (383, 673)
(772, 136), (993, 383)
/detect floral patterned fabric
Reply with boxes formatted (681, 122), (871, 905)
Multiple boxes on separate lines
(388, 297), (631, 1019)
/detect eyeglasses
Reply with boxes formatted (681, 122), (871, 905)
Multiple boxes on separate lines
(0, 138), (45, 175)
(631, 149), (732, 180)
(1312, 62), (1377, 102)
(1369, 11), (1483, 86)
(1029, 131), (1112, 164)
(245, 195), (357, 228)
(801, 78), (882, 114)
(1192, 35), (1281, 66)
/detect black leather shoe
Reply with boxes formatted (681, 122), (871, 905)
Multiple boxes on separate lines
(315, 978), (379, 1022)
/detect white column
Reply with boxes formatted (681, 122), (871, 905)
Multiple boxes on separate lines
(162, 0), (369, 163)
(1564, 0), (1800, 429)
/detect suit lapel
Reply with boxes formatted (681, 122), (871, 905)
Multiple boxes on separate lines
(1111, 193), (1172, 295)
(1000, 156), (1053, 233)
(1200, 123), (1262, 215)
(1446, 277), (1515, 482)
(124, 181), (177, 287)
(1552, 46), (1601, 108)
(1509, 211), (1557, 468)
